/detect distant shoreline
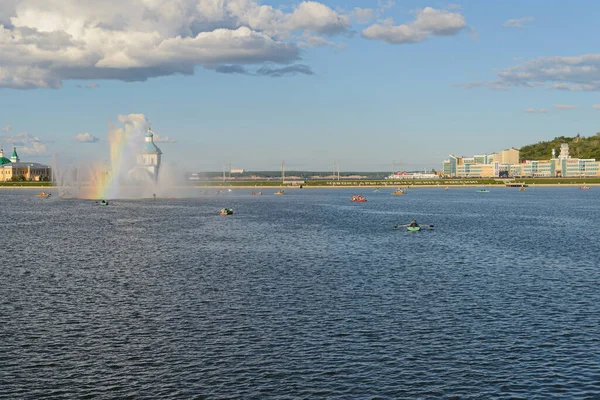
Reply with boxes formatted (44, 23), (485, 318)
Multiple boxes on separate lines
(1, 183), (598, 190)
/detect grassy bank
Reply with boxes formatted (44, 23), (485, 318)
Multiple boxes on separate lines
(189, 177), (600, 187)
(2, 177), (599, 190)
(0, 182), (53, 187)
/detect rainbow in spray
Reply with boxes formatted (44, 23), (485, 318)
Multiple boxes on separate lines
(82, 114), (150, 199)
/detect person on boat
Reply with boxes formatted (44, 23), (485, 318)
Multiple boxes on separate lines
(409, 220), (418, 227)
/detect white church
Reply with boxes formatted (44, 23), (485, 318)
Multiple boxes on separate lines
(130, 124), (162, 182)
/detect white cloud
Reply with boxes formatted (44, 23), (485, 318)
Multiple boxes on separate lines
(2, 124), (11, 132)
(1, 132), (48, 155)
(72, 132), (99, 142)
(524, 108), (548, 113)
(461, 53), (600, 91)
(554, 104), (580, 110)
(153, 133), (176, 143)
(351, 8), (375, 24)
(378, 0), (396, 12)
(110, 113), (176, 143)
(593, 104), (600, 109)
(362, 7), (466, 44)
(0, 0), (351, 89)
(504, 17), (534, 28)
(288, 2), (349, 35)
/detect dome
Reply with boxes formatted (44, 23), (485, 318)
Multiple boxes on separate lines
(141, 141), (162, 154)
(0, 157), (10, 165)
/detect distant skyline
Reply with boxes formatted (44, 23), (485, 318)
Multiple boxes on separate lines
(2, 0), (600, 171)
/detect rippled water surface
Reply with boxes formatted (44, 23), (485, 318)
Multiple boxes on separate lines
(2, 187), (600, 399)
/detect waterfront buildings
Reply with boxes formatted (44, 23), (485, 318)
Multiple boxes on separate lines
(0, 146), (51, 182)
(386, 171), (440, 180)
(442, 144), (600, 178)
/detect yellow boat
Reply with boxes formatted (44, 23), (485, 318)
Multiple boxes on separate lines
(391, 189), (405, 196)
(36, 192), (51, 198)
(274, 190), (285, 195)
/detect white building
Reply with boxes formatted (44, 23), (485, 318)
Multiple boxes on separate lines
(131, 125), (162, 182)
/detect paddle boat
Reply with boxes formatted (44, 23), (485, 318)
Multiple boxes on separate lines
(580, 185), (591, 190)
(220, 207), (233, 216)
(36, 192), (51, 198)
(444, 187), (449, 191)
(393, 220), (434, 232)
(519, 186), (526, 192)
(250, 191), (263, 196)
(391, 188), (405, 196)
(274, 190), (285, 195)
(350, 194), (367, 202)
(99, 200), (109, 206)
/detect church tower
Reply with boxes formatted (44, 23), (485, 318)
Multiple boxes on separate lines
(136, 124), (162, 181)
(10, 147), (19, 163)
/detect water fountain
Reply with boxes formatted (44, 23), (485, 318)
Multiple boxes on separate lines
(54, 114), (182, 199)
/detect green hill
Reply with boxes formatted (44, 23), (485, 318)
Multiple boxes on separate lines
(519, 133), (600, 161)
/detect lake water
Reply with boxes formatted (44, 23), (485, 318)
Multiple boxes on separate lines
(1, 187), (600, 399)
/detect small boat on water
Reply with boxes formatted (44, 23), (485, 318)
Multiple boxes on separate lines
(250, 191), (263, 196)
(476, 187), (489, 193)
(393, 221), (434, 231)
(36, 192), (51, 198)
(444, 187), (449, 191)
(99, 200), (109, 206)
(391, 188), (405, 196)
(580, 185), (591, 190)
(519, 186), (526, 192)
(350, 194), (367, 202)
(274, 190), (285, 195)
(220, 207), (233, 215)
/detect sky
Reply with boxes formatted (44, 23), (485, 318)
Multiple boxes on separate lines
(1, 0), (600, 172)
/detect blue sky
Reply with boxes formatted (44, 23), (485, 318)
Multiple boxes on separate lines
(1, 0), (600, 171)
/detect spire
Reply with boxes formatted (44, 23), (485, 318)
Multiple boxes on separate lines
(145, 121), (153, 139)
(10, 146), (19, 163)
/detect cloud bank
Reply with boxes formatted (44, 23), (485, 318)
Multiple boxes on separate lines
(503, 17), (534, 28)
(73, 132), (99, 142)
(461, 54), (600, 91)
(362, 7), (467, 44)
(1, 132), (48, 155)
(0, 0), (353, 89)
(553, 104), (579, 110)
